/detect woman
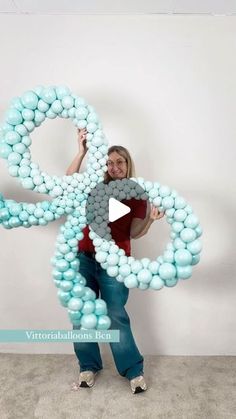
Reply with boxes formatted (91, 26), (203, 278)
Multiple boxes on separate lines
(67, 128), (164, 394)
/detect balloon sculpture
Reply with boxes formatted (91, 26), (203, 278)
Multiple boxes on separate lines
(0, 86), (202, 330)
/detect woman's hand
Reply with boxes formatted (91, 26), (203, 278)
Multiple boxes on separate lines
(149, 204), (165, 221)
(77, 128), (88, 155)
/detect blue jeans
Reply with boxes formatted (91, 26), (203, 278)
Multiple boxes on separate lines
(73, 252), (144, 380)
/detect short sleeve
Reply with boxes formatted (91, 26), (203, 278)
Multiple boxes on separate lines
(132, 199), (147, 220)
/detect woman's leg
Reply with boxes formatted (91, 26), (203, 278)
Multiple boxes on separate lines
(97, 262), (144, 380)
(73, 253), (103, 373)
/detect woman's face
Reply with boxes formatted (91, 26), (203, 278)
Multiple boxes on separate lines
(107, 151), (128, 180)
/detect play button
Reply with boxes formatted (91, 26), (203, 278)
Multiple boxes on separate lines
(109, 197), (131, 222)
(85, 178), (148, 240)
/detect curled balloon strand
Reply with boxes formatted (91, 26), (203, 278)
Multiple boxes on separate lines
(0, 85), (202, 330)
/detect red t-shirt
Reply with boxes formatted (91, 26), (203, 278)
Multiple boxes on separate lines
(78, 198), (147, 256)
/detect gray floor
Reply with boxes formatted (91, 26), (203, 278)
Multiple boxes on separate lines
(0, 354), (235, 419)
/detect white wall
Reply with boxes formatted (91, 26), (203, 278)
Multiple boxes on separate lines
(0, 14), (235, 355)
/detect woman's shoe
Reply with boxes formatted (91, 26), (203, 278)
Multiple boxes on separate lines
(78, 371), (97, 387)
(130, 375), (148, 394)
(71, 371), (97, 390)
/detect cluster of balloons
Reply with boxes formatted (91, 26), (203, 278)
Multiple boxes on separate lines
(0, 85), (202, 330)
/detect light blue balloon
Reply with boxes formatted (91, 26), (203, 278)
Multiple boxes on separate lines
(150, 275), (165, 290)
(8, 152), (21, 165)
(174, 249), (192, 266)
(124, 274), (138, 288)
(22, 109), (35, 121)
(187, 239), (202, 255)
(56, 86), (71, 99)
(13, 143), (26, 154)
(37, 99), (50, 112)
(5, 131), (21, 145)
(159, 263), (176, 280)
(68, 297), (83, 311)
(95, 299), (107, 315)
(80, 313), (97, 329)
(0, 143), (12, 158)
(40, 87), (57, 104)
(165, 278), (178, 287)
(6, 109), (23, 125)
(191, 254), (201, 265)
(174, 209), (187, 222)
(180, 228), (197, 243)
(176, 265), (192, 279)
(15, 124), (28, 136)
(61, 95), (74, 109)
(21, 91), (38, 110)
(184, 214), (199, 229)
(9, 203), (21, 216)
(63, 268), (76, 281)
(51, 100), (63, 114)
(97, 315), (111, 330)
(82, 300), (96, 314)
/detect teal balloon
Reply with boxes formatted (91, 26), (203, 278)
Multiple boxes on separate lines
(0, 208), (10, 221)
(60, 280), (74, 292)
(34, 110), (45, 124)
(68, 310), (81, 321)
(174, 209), (187, 222)
(150, 275), (164, 290)
(124, 274), (138, 288)
(5, 131), (21, 145)
(95, 299), (107, 315)
(159, 263), (176, 280)
(63, 268), (76, 281)
(8, 152), (21, 165)
(180, 228), (197, 243)
(82, 300), (96, 314)
(51, 100), (63, 114)
(22, 109), (35, 121)
(80, 313), (97, 329)
(174, 249), (192, 266)
(52, 269), (63, 280)
(6, 109), (23, 125)
(97, 315), (111, 330)
(82, 287), (96, 301)
(187, 239), (202, 255)
(72, 283), (86, 298)
(162, 196), (174, 209)
(176, 265), (192, 279)
(174, 196), (186, 209)
(21, 91), (38, 110)
(37, 99), (49, 112)
(56, 86), (71, 99)
(56, 259), (69, 272)
(0, 143), (12, 158)
(40, 87), (57, 104)
(191, 254), (201, 265)
(165, 278), (178, 287)
(184, 214), (199, 229)
(9, 203), (21, 216)
(58, 290), (71, 306)
(61, 95), (74, 109)
(68, 297), (83, 311)
(9, 217), (21, 227)
(172, 221), (184, 233)
(15, 124), (28, 136)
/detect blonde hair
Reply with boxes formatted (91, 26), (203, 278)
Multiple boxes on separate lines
(103, 145), (136, 184)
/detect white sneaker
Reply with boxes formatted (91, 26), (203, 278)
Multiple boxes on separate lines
(78, 371), (97, 388)
(71, 371), (97, 390)
(130, 375), (148, 394)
